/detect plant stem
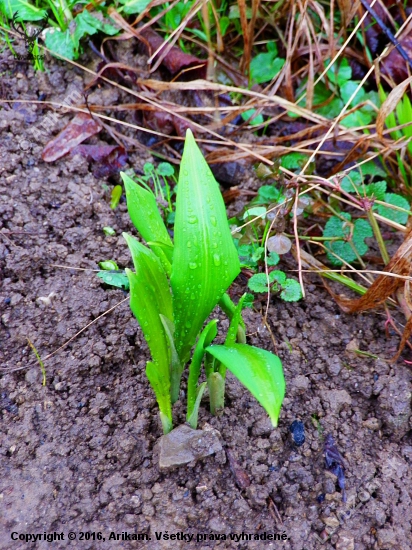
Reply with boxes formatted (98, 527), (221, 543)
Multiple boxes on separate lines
(366, 208), (390, 265)
(208, 371), (225, 415)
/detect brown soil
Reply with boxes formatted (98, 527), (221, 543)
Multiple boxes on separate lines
(1, 49), (412, 550)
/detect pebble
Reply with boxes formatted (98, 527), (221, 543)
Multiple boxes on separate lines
(157, 424), (222, 470)
(336, 532), (354, 550)
(289, 420), (305, 446)
(362, 417), (381, 430)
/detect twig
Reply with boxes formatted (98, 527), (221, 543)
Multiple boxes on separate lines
(360, 0), (412, 71)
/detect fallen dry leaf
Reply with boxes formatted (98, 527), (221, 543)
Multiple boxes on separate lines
(376, 74), (412, 139)
(42, 113), (101, 163)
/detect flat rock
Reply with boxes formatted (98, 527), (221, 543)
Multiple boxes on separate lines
(157, 424), (223, 470)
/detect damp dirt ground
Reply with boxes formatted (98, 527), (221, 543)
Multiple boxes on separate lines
(1, 50), (412, 550)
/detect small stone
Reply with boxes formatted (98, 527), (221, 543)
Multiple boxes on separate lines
(358, 490), (370, 503)
(328, 355), (342, 376)
(377, 368), (412, 440)
(157, 424), (223, 470)
(25, 369), (41, 385)
(363, 417), (381, 430)
(289, 420), (305, 446)
(124, 514), (137, 526)
(54, 381), (67, 392)
(345, 338), (359, 355)
(321, 514), (339, 528)
(321, 389), (352, 413)
(292, 375), (310, 392)
(336, 532), (354, 550)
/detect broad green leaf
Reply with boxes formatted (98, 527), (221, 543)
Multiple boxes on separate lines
(243, 293), (255, 308)
(267, 251), (280, 266)
(206, 344), (285, 427)
(224, 294), (246, 348)
(187, 382), (207, 429)
(73, 10), (118, 46)
(97, 270), (129, 290)
(280, 279), (303, 302)
(280, 152), (309, 171)
(159, 314), (182, 404)
(376, 193), (410, 225)
(171, 130), (240, 364)
(117, 0), (152, 15)
(45, 29), (75, 60)
(324, 213), (373, 265)
(241, 109), (264, 126)
(157, 162), (175, 177)
(256, 185), (281, 204)
(121, 172), (173, 262)
(326, 57), (351, 86)
(270, 270), (287, 286)
(243, 206), (266, 220)
(123, 233), (172, 380)
(340, 80), (365, 105)
(146, 362), (172, 433)
(247, 271), (278, 293)
(0, 0), (47, 20)
(187, 319), (218, 418)
(250, 43), (284, 85)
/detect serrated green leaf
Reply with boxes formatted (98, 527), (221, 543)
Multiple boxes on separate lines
(340, 80), (365, 105)
(243, 293), (255, 308)
(248, 273), (270, 293)
(365, 181), (387, 200)
(205, 344), (285, 427)
(241, 109), (264, 126)
(376, 193), (410, 225)
(280, 279), (302, 301)
(157, 162), (175, 177)
(280, 152), (309, 170)
(326, 57), (352, 86)
(97, 270), (129, 290)
(73, 11), (118, 46)
(267, 251), (280, 266)
(256, 185), (281, 204)
(121, 171), (173, 264)
(250, 46), (285, 85)
(171, 130), (240, 364)
(341, 170), (363, 192)
(247, 271), (278, 293)
(358, 161), (386, 178)
(270, 270), (287, 286)
(324, 214), (373, 265)
(44, 29), (75, 60)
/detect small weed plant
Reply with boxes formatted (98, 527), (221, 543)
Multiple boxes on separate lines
(120, 130), (285, 434)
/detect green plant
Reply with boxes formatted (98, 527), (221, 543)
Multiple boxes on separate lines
(248, 270), (302, 302)
(0, 0), (119, 61)
(120, 130), (285, 433)
(322, 167), (411, 266)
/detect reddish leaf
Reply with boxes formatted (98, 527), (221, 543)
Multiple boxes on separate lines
(42, 113), (101, 163)
(140, 28), (206, 78)
(70, 145), (128, 177)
